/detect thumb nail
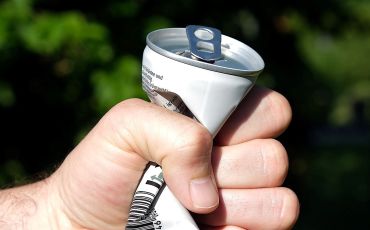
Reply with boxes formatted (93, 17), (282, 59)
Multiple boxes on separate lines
(190, 176), (219, 209)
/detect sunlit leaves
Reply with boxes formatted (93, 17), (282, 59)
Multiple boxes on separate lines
(0, 0), (32, 23)
(91, 56), (147, 114)
(19, 12), (113, 62)
(0, 0), (32, 49)
(283, 5), (370, 126)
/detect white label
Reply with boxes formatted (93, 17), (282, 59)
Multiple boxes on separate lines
(126, 45), (256, 230)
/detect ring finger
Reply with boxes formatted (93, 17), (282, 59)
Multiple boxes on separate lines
(212, 139), (288, 189)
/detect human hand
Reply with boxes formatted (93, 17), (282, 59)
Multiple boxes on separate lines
(0, 86), (299, 230)
(196, 86), (299, 229)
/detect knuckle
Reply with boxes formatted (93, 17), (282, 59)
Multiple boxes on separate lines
(264, 188), (300, 230)
(274, 92), (292, 124)
(172, 123), (212, 160)
(100, 98), (150, 152)
(114, 98), (146, 113)
(160, 123), (212, 179)
(264, 91), (292, 134)
(186, 124), (213, 153)
(262, 139), (289, 186)
(191, 124), (213, 146)
(106, 98), (142, 118)
(278, 188), (300, 229)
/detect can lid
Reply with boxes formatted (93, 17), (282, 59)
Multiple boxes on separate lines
(146, 26), (264, 77)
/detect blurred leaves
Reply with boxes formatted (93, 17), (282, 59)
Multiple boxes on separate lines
(283, 2), (370, 126)
(306, 149), (368, 201)
(0, 160), (27, 186)
(143, 16), (173, 37)
(20, 12), (113, 62)
(0, 0), (32, 23)
(237, 10), (259, 40)
(0, 0), (32, 50)
(346, 0), (370, 25)
(108, 0), (140, 18)
(0, 81), (15, 107)
(91, 56), (146, 113)
(0, 0), (113, 63)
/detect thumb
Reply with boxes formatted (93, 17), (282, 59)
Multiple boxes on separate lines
(52, 99), (218, 228)
(115, 99), (219, 213)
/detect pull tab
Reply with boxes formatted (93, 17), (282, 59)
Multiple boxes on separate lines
(186, 25), (222, 62)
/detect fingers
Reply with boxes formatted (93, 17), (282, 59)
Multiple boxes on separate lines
(113, 99), (218, 213)
(195, 188), (300, 230)
(216, 86), (292, 146)
(56, 98), (218, 224)
(212, 139), (288, 188)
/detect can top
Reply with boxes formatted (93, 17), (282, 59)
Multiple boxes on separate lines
(146, 26), (264, 77)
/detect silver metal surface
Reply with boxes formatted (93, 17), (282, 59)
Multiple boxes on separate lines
(146, 27), (264, 77)
(186, 25), (222, 62)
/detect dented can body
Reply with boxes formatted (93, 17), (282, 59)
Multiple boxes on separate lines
(142, 26), (264, 135)
(126, 25), (264, 229)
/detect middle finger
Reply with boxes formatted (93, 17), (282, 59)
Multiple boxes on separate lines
(212, 139), (288, 189)
(215, 87), (292, 146)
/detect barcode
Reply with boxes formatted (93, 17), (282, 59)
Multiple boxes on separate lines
(126, 164), (164, 229)
(126, 191), (156, 229)
(128, 191), (155, 220)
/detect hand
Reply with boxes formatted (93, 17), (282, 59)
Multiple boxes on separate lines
(197, 86), (299, 229)
(0, 86), (299, 230)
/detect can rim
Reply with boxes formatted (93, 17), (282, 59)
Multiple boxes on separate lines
(146, 27), (265, 77)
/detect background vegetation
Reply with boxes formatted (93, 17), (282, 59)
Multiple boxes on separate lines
(0, 0), (369, 229)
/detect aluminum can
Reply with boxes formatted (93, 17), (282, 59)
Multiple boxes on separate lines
(126, 25), (264, 230)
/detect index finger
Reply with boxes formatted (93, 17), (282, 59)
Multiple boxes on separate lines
(215, 86), (292, 146)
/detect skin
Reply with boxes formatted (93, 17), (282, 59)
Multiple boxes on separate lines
(0, 86), (299, 229)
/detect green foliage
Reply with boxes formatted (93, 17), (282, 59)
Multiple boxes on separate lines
(0, 0), (32, 23)
(0, 0), (32, 49)
(20, 12), (112, 61)
(0, 81), (15, 107)
(0, 160), (27, 187)
(108, 0), (140, 18)
(346, 0), (370, 24)
(91, 56), (147, 113)
(283, 3), (370, 126)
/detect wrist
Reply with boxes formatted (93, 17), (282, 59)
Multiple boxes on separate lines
(0, 178), (73, 230)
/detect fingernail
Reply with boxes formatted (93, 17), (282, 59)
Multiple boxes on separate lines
(190, 176), (219, 209)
